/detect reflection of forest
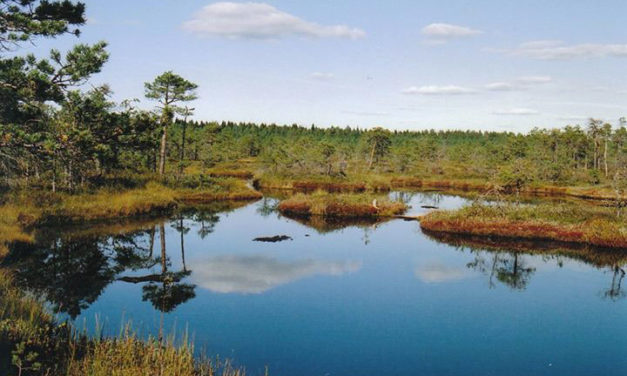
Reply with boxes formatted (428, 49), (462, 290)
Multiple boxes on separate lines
(1, 207), (225, 318)
(280, 212), (388, 234)
(424, 230), (627, 297)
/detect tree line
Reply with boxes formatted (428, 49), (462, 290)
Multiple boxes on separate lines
(1, 1), (625, 195)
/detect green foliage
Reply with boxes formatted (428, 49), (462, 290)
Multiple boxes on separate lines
(144, 71), (198, 113)
(0, 0), (85, 52)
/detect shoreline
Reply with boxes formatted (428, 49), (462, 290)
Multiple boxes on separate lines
(255, 175), (626, 202)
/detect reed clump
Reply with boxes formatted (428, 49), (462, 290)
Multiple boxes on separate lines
(66, 328), (244, 376)
(278, 192), (407, 218)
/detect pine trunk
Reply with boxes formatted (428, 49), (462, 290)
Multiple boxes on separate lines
(158, 124), (167, 176)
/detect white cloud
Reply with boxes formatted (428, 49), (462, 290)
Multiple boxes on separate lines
(415, 264), (470, 283)
(191, 255), (361, 294)
(517, 75), (552, 84)
(402, 85), (477, 95)
(421, 23), (482, 43)
(310, 72), (335, 81)
(493, 108), (539, 115)
(485, 82), (516, 91)
(506, 40), (627, 60)
(485, 76), (551, 91)
(182, 2), (365, 39)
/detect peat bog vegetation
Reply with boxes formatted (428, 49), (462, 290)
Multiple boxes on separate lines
(0, 1), (626, 375)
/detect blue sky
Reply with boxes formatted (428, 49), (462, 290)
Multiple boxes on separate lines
(23, 0), (627, 132)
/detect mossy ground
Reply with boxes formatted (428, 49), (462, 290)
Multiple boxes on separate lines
(420, 202), (627, 248)
(278, 192), (407, 218)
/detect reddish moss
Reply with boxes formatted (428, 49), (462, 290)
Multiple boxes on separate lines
(208, 170), (254, 179)
(292, 181), (367, 193)
(420, 217), (626, 249)
(277, 200), (312, 216)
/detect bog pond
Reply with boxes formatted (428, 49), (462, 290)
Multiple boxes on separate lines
(3, 192), (626, 376)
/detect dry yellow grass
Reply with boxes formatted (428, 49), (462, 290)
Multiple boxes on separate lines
(66, 330), (244, 376)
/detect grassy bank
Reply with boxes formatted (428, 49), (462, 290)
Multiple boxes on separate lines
(0, 269), (243, 376)
(1, 177), (260, 226)
(420, 202), (627, 248)
(278, 192), (407, 218)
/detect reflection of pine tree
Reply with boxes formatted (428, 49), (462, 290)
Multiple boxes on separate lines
(467, 253), (501, 289)
(495, 253), (535, 290)
(603, 265), (625, 301)
(171, 215), (190, 271)
(256, 197), (279, 217)
(191, 210), (220, 239)
(2, 229), (154, 318)
(467, 251), (535, 290)
(119, 224), (197, 313)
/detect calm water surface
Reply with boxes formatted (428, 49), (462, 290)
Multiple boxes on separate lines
(5, 192), (626, 376)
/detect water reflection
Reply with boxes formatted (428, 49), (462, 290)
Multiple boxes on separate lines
(603, 266), (626, 301)
(118, 224), (196, 313)
(424, 229), (627, 297)
(415, 264), (470, 283)
(2, 205), (367, 317)
(192, 255), (361, 294)
(4, 226), (154, 318)
(3, 199), (626, 325)
(467, 252), (536, 290)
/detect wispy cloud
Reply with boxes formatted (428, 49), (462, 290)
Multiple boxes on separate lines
(501, 40), (627, 60)
(421, 23), (482, 44)
(493, 108), (539, 115)
(485, 76), (552, 91)
(517, 75), (552, 84)
(485, 82), (516, 91)
(182, 2), (365, 39)
(310, 72), (335, 81)
(402, 85), (477, 95)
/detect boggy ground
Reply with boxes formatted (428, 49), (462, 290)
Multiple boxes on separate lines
(254, 172), (627, 201)
(277, 192), (407, 219)
(420, 202), (627, 249)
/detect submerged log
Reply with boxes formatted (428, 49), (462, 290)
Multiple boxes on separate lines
(253, 235), (293, 242)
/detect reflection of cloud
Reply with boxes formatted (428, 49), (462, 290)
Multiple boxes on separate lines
(192, 255), (361, 294)
(415, 264), (469, 283)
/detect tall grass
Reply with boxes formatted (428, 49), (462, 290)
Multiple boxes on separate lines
(0, 269), (246, 376)
(66, 326), (244, 376)
(47, 182), (177, 223)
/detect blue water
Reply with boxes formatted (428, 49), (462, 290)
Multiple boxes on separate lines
(5, 193), (626, 376)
